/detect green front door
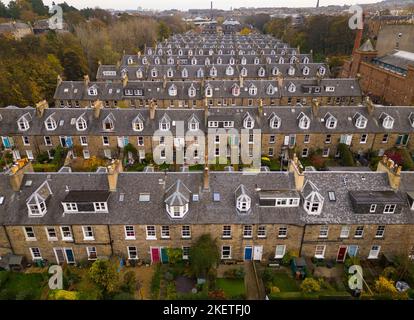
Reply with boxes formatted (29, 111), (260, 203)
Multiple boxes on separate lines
(161, 248), (169, 263)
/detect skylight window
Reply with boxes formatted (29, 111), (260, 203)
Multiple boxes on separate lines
(119, 193), (125, 202)
(0, 196), (4, 205)
(139, 193), (150, 202)
(192, 194), (199, 202)
(213, 192), (221, 202)
(328, 191), (336, 201)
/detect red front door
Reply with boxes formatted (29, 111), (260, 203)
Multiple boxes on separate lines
(337, 246), (347, 262)
(151, 247), (160, 263)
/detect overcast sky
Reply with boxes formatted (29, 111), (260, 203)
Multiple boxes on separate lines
(2, 0), (381, 11)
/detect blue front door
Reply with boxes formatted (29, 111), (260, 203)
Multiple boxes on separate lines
(244, 247), (252, 260)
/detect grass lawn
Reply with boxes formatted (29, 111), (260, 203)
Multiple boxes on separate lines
(216, 278), (245, 298)
(0, 271), (48, 300)
(270, 272), (299, 292)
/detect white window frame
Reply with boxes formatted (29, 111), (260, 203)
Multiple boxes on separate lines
(275, 245), (286, 259)
(146, 225), (156, 240)
(125, 225), (136, 240)
(182, 225), (191, 239)
(354, 226), (364, 238)
(368, 245), (381, 259)
(30, 247), (42, 260)
(319, 225), (329, 238)
(222, 226), (231, 238)
(60, 226), (73, 241)
(278, 226), (288, 238)
(46, 226), (58, 241)
(87, 246), (97, 260)
(127, 246), (138, 260)
(314, 245), (326, 259)
(375, 226), (385, 238)
(221, 246), (231, 259)
(383, 204), (396, 214)
(24, 226), (36, 241)
(340, 226), (350, 238)
(82, 226), (95, 241)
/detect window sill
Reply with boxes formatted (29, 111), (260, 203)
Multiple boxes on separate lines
(125, 238), (136, 241)
(182, 237), (191, 240)
(222, 237), (232, 240)
(146, 238), (157, 241)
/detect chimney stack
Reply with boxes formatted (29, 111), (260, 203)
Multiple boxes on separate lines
(288, 153), (304, 191)
(57, 75), (62, 86)
(8, 159), (34, 192)
(311, 99), (320, 117)
(376, 155), (402, 189)
(107, 159), (123, 192)
(35, 100), (49, 118)
(258, 99), (263, 116)
(239, 74), (244, 88)
(364, 96), (375, 115)
(149, 100), (157, 120)
(203, 146), (209, 191)
(122, 74), (128, 88)
(83, 75), (90, 87)
(92, 100), (103, 119)
(163, 75), (167, 89)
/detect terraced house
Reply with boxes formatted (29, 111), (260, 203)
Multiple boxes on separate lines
(54, 32), (362, 108)
(1, 101), (413, 162)
(0, 157), (414, 264)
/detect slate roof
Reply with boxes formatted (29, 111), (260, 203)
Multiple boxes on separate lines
(1, 105), (414, 136)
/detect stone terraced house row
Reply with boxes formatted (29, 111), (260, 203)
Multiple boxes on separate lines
(0, 157), (414, 264)
(0, 102), (413, 162)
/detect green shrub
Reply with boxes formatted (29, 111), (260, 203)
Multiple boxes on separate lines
(382, 266), (398, 281)
(113, 292), (135, 300)
(337, 143), (355, 166)
(0, 272), (10, 288)
(121, 271), (137, 294)
(281, 251), (292, 266)
(223, 267), (245, 279)
(300, 278), (321, 293)
(150, 264), (162, 299)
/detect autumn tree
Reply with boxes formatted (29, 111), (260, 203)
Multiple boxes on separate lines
(89, 259), (120, 297)
(189, 234), (220, 278)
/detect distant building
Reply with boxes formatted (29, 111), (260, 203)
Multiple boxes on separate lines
(222, 19), (242, 34)
(0, 21), (32, 40)
(32, 19), (69, 35)
(342, 25), (414, 106)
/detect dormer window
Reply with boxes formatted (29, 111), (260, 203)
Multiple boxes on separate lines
(151, 68), (158, 77)
(303, 66), (310, 76)
(254, 57), (260, 65)
(142, 57), (148, 64)
(290, 56), (297, 64)
(182, 68), (188, 78)
(267, 84), (276, 95)
(188, 84), (196, 98)
(18, 113), (32, 131)
(354, 113), (367, 129)
(269, 113), (281, 129)
(235, 185), (251, 213)
(303, 57), (310, 63)
(159, 114), (171, 131)
(167, 68), (174, 78)
(103, 113), (115, 131)
(210, 67), (217, 77)
(167, 57), (174, 65)
(45, 114), (57, 131)
(288, 66), (296, 76)
(191, 57), (197, 65)
(272, 67), (279, 76)
(324, 113), (337, 129)
(229, 57), (235, 65)
(165, 180), (190, 219)
(127, 57), (134, 65)
(409, 112), (414, 128)
(217, 57), (222, 64)
(88, 86), (97, 96)
(132, 114), (144, 132)
(380, 113), (394, 129)
(205, 58), (210, 65)
(288, 82), (296, 93)
(240, 68), (247, 77)
(168, 84), (177, 97)
(198, 49), (203, 55)
(298, 112), (310, 129)
(232, 84), (240, 96)
(248, 84), (257, 96)
(27, 181), (51, 217)
(154, 57), (160, 65)
(226, 65), (234, 76)
(76, 114), (87, 131)
(136, 69), (143, 78)
(302, 180), (324, 215)
(205, 84), (213, 97)
(279, 57), (285, 63)
(178, 49), (183, 56)
(258, 67), (265, 77)
(319, 66), (326, 75)
(241, 57), (247, 65)
(197, 68), (204, 78)
(188, 114), (199, 131)
(243, 113), (254, 129)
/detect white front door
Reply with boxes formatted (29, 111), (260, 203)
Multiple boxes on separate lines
(253, 246), (263, 261)
(368, 245), (381, 259)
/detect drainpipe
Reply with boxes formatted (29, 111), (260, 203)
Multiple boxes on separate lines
(107, 225), (114, 256)
(3, 225), (15, 254)
(299, 224), (306, 257)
